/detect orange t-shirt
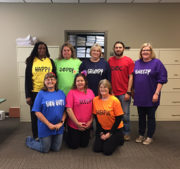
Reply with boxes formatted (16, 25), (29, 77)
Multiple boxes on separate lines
(93, 95), (124, 130)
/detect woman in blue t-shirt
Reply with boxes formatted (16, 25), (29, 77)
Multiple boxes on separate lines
(26, 72), (66, 153)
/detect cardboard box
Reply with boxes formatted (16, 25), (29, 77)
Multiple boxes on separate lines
(9, 107), (20, 118)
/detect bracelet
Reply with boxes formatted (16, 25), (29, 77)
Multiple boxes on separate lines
(155, 92), (159, 96)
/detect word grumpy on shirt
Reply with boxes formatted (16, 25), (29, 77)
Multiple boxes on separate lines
(88, 69), (103, 75)
(46, 100), (65, 107)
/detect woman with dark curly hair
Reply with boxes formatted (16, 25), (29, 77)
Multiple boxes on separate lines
(25, 41), (56, 139)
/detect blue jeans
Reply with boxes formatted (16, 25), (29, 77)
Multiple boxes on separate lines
(26, 134), (63, 153)
(116, 95), (131, 135)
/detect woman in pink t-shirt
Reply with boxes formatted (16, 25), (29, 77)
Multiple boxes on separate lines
(66, 72), (95, 149)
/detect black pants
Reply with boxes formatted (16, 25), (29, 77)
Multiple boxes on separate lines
(137, 106), (158, 138)
(30, 92), (38, 139)
(66, 126), (90, 149)
(93, 128), (124, 156)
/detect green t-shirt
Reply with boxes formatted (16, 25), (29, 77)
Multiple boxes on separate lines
(54, 58), (82, 95)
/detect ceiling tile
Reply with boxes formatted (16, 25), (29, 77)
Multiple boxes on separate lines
(80, 0), (105, 3)
(160, 0), (180, 2)
(25, 0), (51, 3)
(107, 0), (132, 3)
(133, 0), (160, 3)
(52, 0), (78, 3)
(0, 0), (24, 2)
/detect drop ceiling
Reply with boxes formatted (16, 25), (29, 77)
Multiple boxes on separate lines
(0, 0), (180, 3)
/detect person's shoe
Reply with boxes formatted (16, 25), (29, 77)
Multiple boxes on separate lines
(143, 137), (153, 145)
(135, 135), (145, 143)
(124, 135), (131, 141)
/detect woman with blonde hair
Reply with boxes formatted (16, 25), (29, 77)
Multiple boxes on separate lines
(133, 43), (167, 145)
(79, 43), (111, 96)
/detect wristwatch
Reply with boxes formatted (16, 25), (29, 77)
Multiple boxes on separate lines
(60, 120), (64, 124)
(126, 92), (131, 96)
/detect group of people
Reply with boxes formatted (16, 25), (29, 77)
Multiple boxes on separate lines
(25, 40), (167, 155)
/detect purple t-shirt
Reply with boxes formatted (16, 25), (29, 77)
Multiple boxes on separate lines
(66, 89), (95, 129)
(133, 58), (167, 107)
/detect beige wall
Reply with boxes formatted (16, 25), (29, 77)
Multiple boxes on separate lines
(0, 3), (180, 111)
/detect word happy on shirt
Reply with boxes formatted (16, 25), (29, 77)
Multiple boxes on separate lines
(46, 100), (65, 107)
(35, 67), (51, 72)
(135, 69), (151, 75)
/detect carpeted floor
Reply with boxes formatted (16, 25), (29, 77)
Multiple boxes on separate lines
(0, 118), (180, 169)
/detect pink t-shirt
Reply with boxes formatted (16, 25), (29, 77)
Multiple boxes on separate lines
(66, 89), (95, 129)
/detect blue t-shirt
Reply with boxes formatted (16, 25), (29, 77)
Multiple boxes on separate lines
(79, 58), (111, 96)
(133, 58), (167, 107)
(32, 90), (66, 138)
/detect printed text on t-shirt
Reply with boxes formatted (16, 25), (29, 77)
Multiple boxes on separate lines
(79, 99), (92, 104)
(135, 69), (151, 75)
(46, 100), (65, 107)
(110, 66), (123, 71)
(87, 69), (103, 75)
(96, 110), (110, 116)
(35, 67), (50, 72)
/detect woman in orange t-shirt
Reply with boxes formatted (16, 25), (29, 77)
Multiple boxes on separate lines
(93, 79), (124, 155)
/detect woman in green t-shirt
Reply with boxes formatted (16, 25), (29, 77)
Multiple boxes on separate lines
(54, 42), (81, 95)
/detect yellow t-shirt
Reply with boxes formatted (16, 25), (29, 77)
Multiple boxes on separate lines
(32, 57), (53, 92)
(93, 95), (124, 130)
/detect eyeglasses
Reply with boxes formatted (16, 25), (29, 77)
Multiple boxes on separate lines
(142, 50), (151, 52)
(45, 78), (56, 82)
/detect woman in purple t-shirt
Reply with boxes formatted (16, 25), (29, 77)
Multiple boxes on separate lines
(66, 73), (95, 149)
(133, 43), (167, 145)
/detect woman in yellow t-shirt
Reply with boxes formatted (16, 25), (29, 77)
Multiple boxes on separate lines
(25, 41), (56, 139)
(93, 79), (124, 155)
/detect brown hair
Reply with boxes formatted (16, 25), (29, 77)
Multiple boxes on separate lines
(42, 72), (58, 91)
(98, 79), (112, 99)
(72, 73), (88, 93)
(58, 42), (76, 60)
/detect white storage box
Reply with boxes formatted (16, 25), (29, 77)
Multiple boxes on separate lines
(0, 110), (5, 120)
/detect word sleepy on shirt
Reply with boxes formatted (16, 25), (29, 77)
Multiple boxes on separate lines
(35, 67), (50, 72)
(79, 99), (92, 104)
(96, 110), (110, 116)
(87, 69), (103, 75)
(46, 100), (65, 107)
(59, 67), (77, 74)
(135, 69), (151, 75)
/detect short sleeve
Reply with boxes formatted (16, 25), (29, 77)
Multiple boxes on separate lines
(157, 61), (168, 84)
(66, 90), (74, 108)
(92, 98), (97, 115)
(32, 91), (43, 112)
(113, 97), (124, 116)
(128, 58), (135, 75)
